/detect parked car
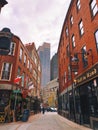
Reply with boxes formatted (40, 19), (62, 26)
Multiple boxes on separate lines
(46, 107), (57, 112)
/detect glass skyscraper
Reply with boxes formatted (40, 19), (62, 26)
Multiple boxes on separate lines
(38, 42), (50, 88)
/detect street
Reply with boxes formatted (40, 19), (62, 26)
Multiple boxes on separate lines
(0, 112), (93, 130)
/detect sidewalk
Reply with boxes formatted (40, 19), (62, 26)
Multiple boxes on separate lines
(57, 114), (93, 130)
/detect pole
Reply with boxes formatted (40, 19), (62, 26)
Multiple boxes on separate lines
(70, 55), (76, 122)
(13, 91), (17, 122)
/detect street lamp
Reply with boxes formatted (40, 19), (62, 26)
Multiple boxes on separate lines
(69, 48), (94, 122)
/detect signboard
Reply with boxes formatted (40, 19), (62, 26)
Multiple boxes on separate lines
(13, 90), (21, 93)
(75, 63), (98, 86)
(71, 62), (79, 72)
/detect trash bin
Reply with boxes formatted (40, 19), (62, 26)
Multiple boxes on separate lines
(22, 109), (30, 122)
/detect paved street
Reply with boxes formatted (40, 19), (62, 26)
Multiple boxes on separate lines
(0, 112), (93, 130)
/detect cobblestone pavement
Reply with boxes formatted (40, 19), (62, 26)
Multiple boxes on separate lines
(0, 112), (93, 130)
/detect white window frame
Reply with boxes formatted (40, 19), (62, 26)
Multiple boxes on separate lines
(1, 62), (12, 80)
(70, 15), (74, 26)
(24, 54), (27, 66)
(65, 27), (69, 37)
(8, 42), (15, 55)
(72, 35), (76, 48)
(76, 0), (81, 11)
(95, 30), (98, 50)
(79, 20), (84, 36)
(19, 48), (23, 61)
(90, 0), (98, 17)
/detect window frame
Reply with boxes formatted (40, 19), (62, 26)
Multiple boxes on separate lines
(8, 42), (15, 55)
(70, 15), (74, 26)
(72, 34), (76, 48)
(81, 45), (88, 68)
(1, 62), (12, 80)
(76, 0), (81, 11)
(94, 30), (98, 51)
(90, 0), (98, 17)
(65, 27), (69, 37)
(19, 47), (23, 61)
(79, 20), (84, 37)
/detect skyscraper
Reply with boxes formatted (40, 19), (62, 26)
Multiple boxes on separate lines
(38, 42), (50, 88)
(50, 53), (58, 80)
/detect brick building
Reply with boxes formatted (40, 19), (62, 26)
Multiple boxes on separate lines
(0, 28), (41, 122)
(58, 0), (98, 128)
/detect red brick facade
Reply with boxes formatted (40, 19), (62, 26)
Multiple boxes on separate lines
(58, 0), (98, 127)
(58, 0), (98, 93)
(0, 33), (41, 97)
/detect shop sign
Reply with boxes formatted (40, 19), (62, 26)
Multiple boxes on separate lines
(13, 90), (21, 93)
(75, 63), (98, 86)
(71, 62), (79, 72)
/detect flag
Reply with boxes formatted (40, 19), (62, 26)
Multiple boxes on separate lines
(28, 81), (33, 87)
(29, 84), (34, 90)
(14, 76), (22, 83)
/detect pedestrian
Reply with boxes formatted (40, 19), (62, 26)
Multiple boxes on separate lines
(42, 106), (45, 114)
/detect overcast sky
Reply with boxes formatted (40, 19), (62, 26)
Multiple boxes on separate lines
(0, 0), (71, 57)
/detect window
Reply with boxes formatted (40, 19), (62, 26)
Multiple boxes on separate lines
(9, 42), (15, 55)
(81, 46), (88, 67)
(95, 30), (98, 50)
(76, 0), (81, 11)
(27, 60), (30, 69)
(38, 64), (41, 71)
(65, 27), (69, 37)
(17, 67), (21, 77)
(21, 73), (25, 87)
(25, 75), (28, 87)
(72, 35), (76, 48)
(79, 20), (84, 36)
(68, 65), (71, 80)
(70, 15), (74, 26)
(30, 63), (32, 72)
(66, 44), (70, 56)
(1, 63), (12, 80)
(90, 0), (98, 17)
(24, 54), (27, 66)
(64, 71), (67, 83)
(19, 48), (23, 61)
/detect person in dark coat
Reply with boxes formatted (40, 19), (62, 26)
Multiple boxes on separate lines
(42, 106), (45, 114)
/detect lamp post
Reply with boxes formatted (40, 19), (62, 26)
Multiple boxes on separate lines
(70, 55), (78, 122)
(69, 48), (94, 122)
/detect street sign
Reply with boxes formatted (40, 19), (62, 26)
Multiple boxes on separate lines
(13, 90), (21, 93)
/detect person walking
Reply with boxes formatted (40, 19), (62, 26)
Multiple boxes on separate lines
(42, 106), (45, 114)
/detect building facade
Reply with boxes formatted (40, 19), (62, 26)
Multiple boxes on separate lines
(42, 78), (59, 108)
(58, 0), (98, 129)
(25, 43), (41, 98)
(0, 0), (7, 12)
(50, 53), (58, 81)
(0, 28), (41, 122)
(38, 42), (50, 88)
